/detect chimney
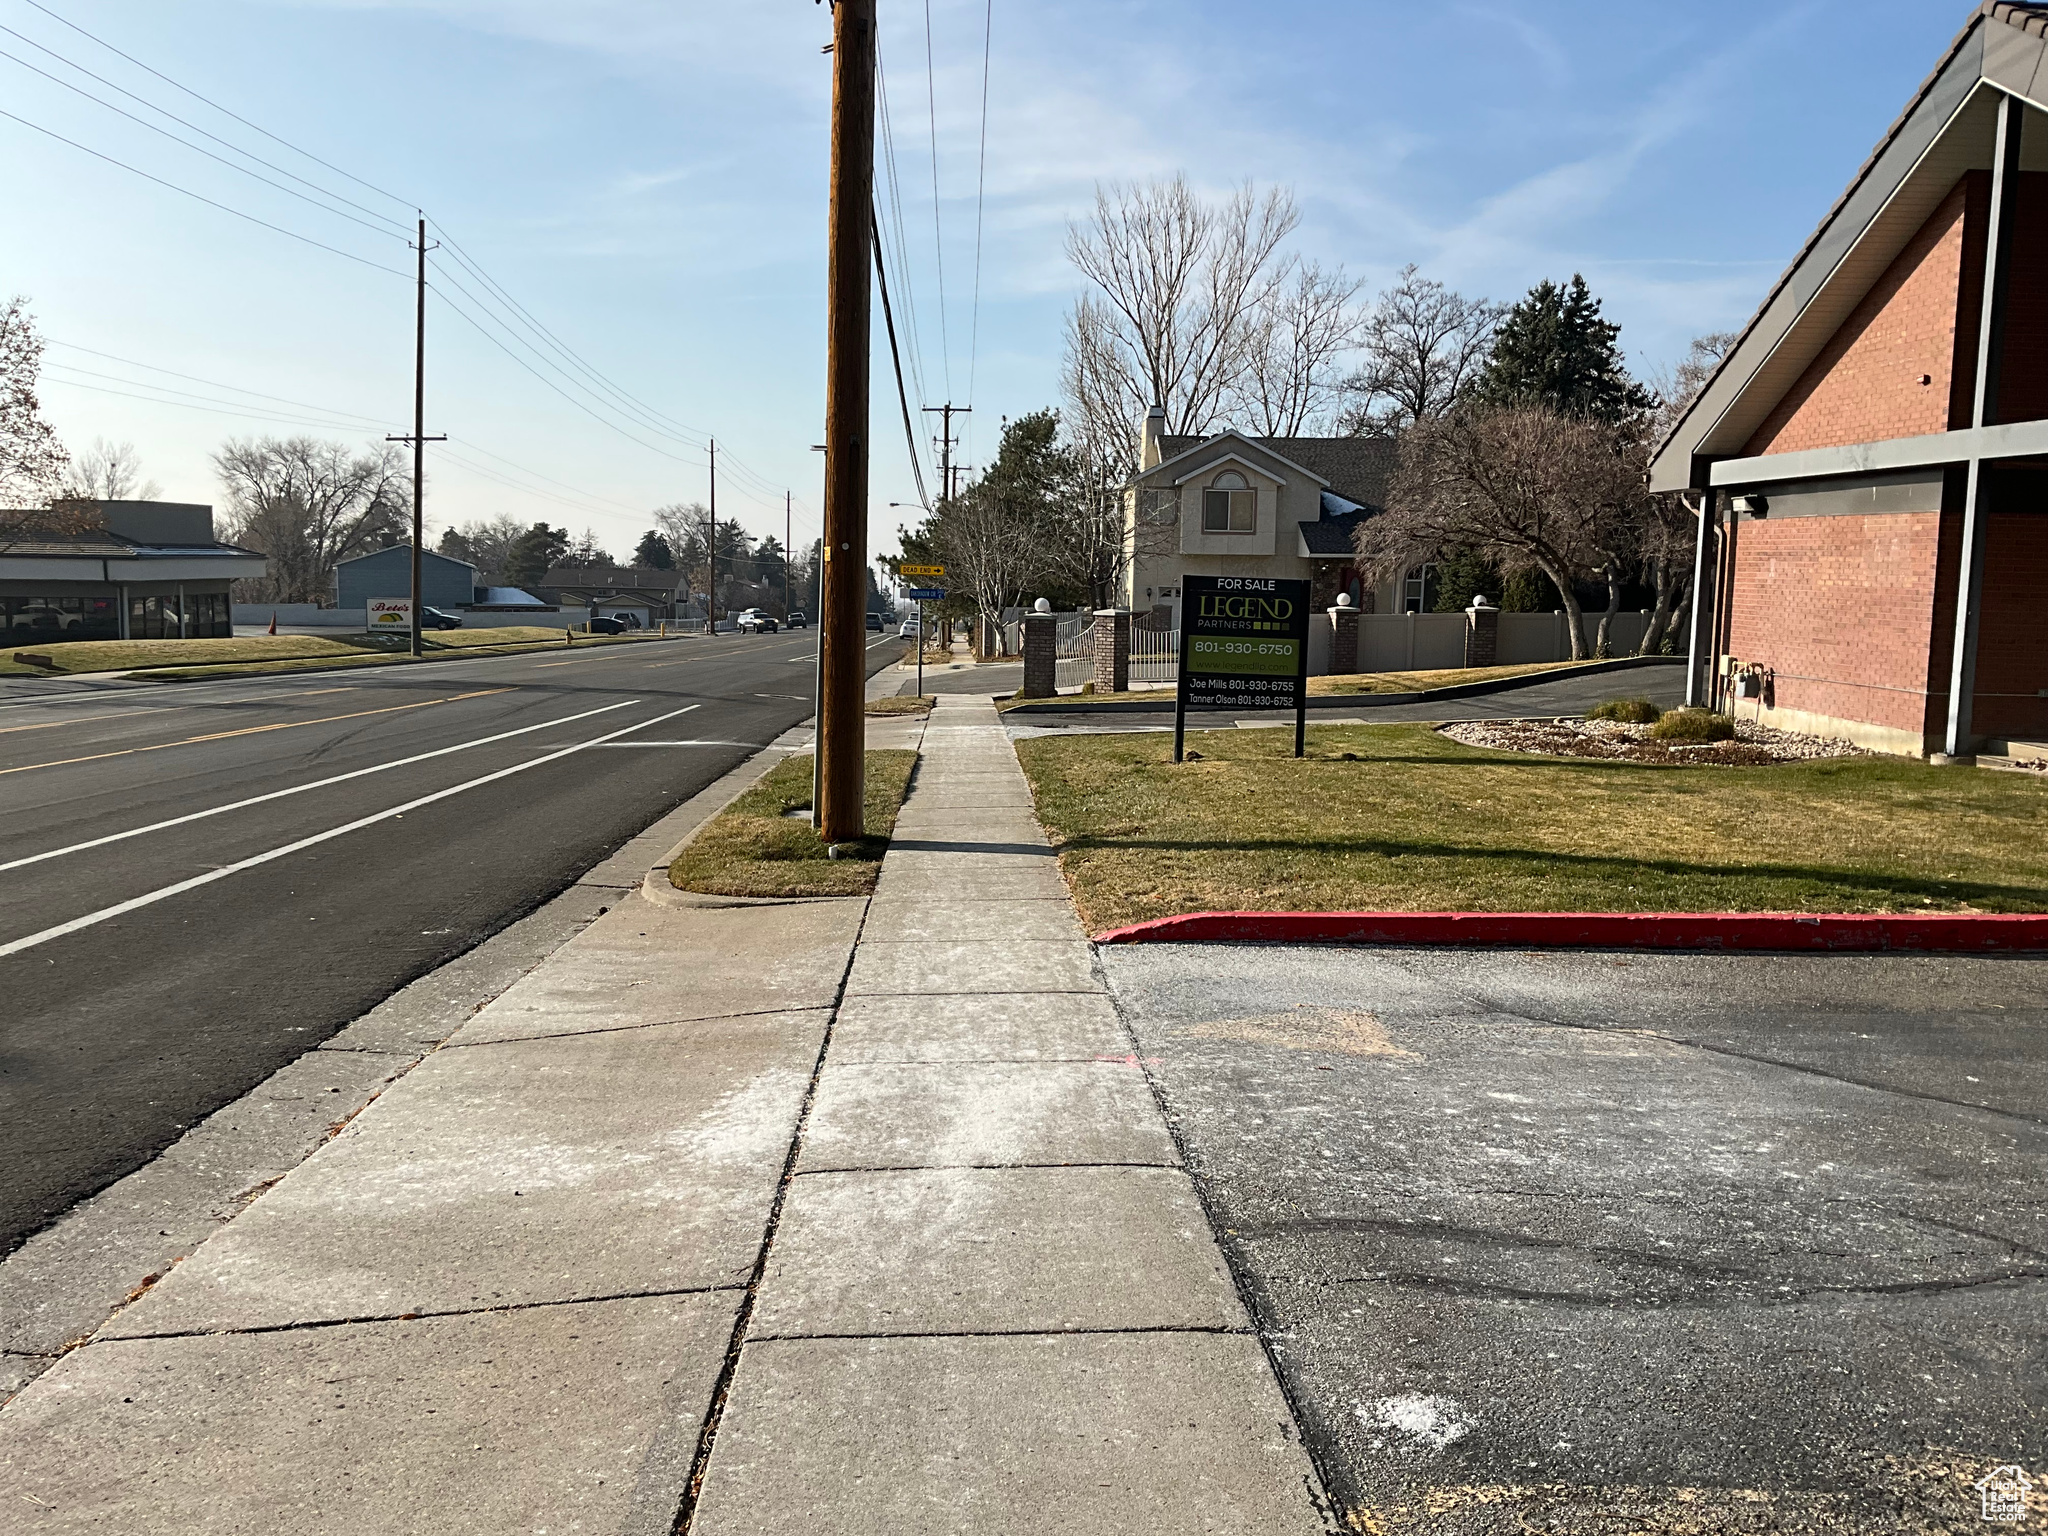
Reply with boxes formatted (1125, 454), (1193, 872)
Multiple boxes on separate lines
(1138, 403), (1166, 472)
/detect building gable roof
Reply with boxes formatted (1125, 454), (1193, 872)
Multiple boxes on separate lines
(1151, 431), (1397, 509)
(1650, 2), (2048, 490)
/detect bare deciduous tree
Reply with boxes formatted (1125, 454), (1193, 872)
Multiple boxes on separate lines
(61, 438), (161, 502)
(215, 436), (410, 604)
(1064, 176), (1301, 437)
(1356, 405), (1648, 659)
(1, 296), (72, 545)
(441, 513), (527, 586)
(1634, 330), (1741, 654)
(1341, 266), (1501, 432)
(1238, 262), (1367, 435)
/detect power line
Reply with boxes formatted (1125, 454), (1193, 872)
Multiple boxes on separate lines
(19, 0), (413, 211)
(923, 0), (951, 398)
(0, 24), (410, 235)
(967, 0), (993, 422)
(0, 105), (409, 278)
(44, 339), (395, 426)
(874, 46), (930, 416)
(41, 372), (394, 434)
(872, 204), (933, 513)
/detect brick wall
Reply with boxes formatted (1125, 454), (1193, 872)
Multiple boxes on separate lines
(1745, 177), (1979, 456)
(1725, 512), (1943, 736)
(1990, 174), (2048, 423)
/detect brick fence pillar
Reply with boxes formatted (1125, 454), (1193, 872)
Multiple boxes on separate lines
(1022, 604), (1057, 697)
(1328, 595), (1360, 675)
(1465, 596), (1499, 667)
(1093, 608), (1130, 692)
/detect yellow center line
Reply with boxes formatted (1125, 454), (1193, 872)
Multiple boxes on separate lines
(0, 688), (512, 777)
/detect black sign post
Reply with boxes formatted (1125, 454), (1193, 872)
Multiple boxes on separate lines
(1173, 575), (1312, 762)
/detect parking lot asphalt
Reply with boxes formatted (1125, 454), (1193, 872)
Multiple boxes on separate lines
(1100, 943), (2048, 1534)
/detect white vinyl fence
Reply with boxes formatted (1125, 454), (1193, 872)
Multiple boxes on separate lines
(1347, 610), (1651, 672)
(1130, 626), (1178, 685)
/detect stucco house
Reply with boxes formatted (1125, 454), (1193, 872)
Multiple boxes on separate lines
(1122, 405), (1403, 632)
(1653, 1), (2048, 759)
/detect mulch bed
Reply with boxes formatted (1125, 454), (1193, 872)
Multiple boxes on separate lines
(1439, 717), (1864, 767)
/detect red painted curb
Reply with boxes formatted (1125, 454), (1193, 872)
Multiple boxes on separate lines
(1091, 910), (2048, 952)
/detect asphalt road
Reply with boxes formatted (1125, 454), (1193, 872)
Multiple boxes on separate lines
(1104, 944), (2048, 1533)
(0, 630), (893, 1259)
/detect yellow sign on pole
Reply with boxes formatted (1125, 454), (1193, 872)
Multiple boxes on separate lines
(899, 563), (945, 578)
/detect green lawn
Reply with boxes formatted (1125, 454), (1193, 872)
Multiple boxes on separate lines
(1, 626), (662, 680)
(1013, 722), (2048, 932)
(670, 750), (918, 898)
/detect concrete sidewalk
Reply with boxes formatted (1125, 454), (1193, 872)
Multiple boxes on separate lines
(0, 697), (1330, 1533)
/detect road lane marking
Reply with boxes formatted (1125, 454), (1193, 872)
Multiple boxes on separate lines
(0, 706), (190, 736)
(0, 699), (649, 874)
(593, 739), (765, 748)
(0, 688), (511, 776)
(0, 703), (703, 959)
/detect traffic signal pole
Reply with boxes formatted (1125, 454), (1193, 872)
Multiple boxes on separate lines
(818, 0), (875, 843)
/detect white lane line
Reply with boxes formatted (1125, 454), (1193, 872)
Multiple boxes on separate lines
(0, 703), (702, 959)
(0, 699), (653, 875)
(602, 742), (774, 749)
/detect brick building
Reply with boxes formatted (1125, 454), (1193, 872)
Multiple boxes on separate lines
(1652, 2), (2048, 759)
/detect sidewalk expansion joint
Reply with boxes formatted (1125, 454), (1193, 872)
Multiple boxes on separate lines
(790, 1160), (1184, 1177)
(670, 888), (871, 1536)
(93, 1283), (751, 1344)
(440, 1004), (830, 1049)
(741, 1323), (1255, 1345)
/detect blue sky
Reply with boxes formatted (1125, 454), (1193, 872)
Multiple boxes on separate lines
(0, 0), (1977, 559)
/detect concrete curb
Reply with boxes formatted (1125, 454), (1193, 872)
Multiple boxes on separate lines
(1002, 654), (1680, 715)
(1092, 909), (2048, 952)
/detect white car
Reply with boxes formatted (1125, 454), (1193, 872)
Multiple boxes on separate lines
(898, 617), (921, 638)
(734, 608), (778, 634)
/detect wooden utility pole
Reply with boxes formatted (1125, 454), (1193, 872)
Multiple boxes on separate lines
(818, 0), (875, 843)
(388, 215), (444, 658)
(703, 438), (719, 634)
(922, 402), (968, 509)
(784, 489), (793, 618)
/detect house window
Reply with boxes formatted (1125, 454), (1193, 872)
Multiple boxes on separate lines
(1402, 564), (1438, 613)
(1201, 471), (1256, 534)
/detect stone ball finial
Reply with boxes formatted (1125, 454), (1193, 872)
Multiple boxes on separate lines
(1033, 597), (1051, 613)
(1468, 594), (1497, 612)
(1334, 593), (1354, 609)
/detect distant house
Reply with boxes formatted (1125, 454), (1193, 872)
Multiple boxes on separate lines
(334, 545), (478, 613)
(0, 500), (266, 642)
(539, 565), (687, 624)
(1122, 406), (1402, 631)
(1652, 1), (2048, 759)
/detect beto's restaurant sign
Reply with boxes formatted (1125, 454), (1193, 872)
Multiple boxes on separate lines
(367, 598), (413, 633)
(1174, 574), (1310, 760)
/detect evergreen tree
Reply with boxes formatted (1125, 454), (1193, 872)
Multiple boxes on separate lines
(632, 529), (675, 569)
(503, 522), (569, 587)
(436, 528), (477, 565)
(1471, 274), (1655, 425)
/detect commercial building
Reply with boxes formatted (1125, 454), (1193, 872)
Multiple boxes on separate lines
(539, 565), (688, 625)
(1653, 1), (2048, 758)
(333, 545), (479, 613)
(0, 500), (266, 643)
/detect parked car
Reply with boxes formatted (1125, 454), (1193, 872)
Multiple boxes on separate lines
(898, 617), (921, 639)
(786, 610), (808, 629)
(865, 611), (884, 632)
(586, 615), (629, 635)
(735, 608), (779, 633)
(421, 607), (463, 630)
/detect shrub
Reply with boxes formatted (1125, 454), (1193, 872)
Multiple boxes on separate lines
(1589, 697), (1661, 725)
(1650, 707), (1736, 743)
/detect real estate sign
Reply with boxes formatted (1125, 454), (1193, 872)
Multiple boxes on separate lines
(367, 598), (413, 634)
(1174, 574), (1310, 761)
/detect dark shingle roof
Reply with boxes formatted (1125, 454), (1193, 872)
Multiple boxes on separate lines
(1156, 433), (1397, 510)
(1298, 512), (1371, 556)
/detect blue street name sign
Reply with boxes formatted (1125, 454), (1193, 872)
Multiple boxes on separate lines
(906, 587), (946, 600)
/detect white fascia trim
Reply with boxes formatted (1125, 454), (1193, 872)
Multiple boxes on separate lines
(1146, 431), (1330, 488)
(1171, 451), (1289, 489)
